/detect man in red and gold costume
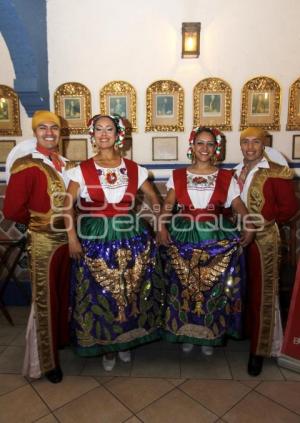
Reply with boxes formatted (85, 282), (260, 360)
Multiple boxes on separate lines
(4, 110), (72, 383)
(235, 127), (299, 376)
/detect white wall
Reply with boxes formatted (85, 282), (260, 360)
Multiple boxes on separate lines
(1, 0), (300, 175)
(0, 33), (32, 140)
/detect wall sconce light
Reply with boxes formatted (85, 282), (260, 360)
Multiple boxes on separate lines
(181, 22), (201, 58)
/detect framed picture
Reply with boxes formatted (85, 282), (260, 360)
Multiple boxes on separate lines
(0, 85), (22, 136)
(251, 92), (270, 115)
(121, 136), (133, 160)
(0, 97), (9, 120)
(152, 136), (178, 161)
(100, 81), (137, 133)
(193, 78), (232, 131)
(146, 80), (184, 132)
(64, 98), (81, 120)
(240, 76), (280, 130)
(203, 93), (222, 117)
(61, 138), (88, 162)
(292, 135), (300, 159)
(54, 82), (91, 135)
(109, 96), (127, 118)
(286, 77), (300, 130)
(0, 140), (16, 163)
(264, 133), (273, 147)
(156, 95), (174, 117)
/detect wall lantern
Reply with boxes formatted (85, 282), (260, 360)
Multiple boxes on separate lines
(181, 22), (201, 58)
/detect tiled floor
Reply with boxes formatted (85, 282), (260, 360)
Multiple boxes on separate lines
(1, 307), (300, 423)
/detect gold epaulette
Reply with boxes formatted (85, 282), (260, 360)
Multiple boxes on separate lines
(266, 161), (295, 180)
(10, 155), (41, 175)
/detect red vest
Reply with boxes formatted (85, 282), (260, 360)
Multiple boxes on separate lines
(79, 158), (138, 216)
(173, 167), (233, 220)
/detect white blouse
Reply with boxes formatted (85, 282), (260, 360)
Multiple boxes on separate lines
(166, 170), (240, 209)
(66, 159), (148, 203)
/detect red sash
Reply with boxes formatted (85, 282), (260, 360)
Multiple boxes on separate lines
(173, 167), (233, 219)
(79, 158), (138, 216)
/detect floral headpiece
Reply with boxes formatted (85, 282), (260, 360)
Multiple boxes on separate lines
(87, 114), (126, 148)
(187, 126), (223, 160)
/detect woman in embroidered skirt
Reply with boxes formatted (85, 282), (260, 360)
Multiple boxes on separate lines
(64, 114), (162, 371)
(158, 126), (254, 355)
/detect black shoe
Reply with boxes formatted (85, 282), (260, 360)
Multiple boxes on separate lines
(45, 366), (63, 383)
(247, 354), (264, 376)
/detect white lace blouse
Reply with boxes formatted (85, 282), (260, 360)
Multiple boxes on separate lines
(66, 159), (148, 203)
(166, 170), (240, 209)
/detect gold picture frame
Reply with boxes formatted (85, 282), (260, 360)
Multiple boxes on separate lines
(152, 136), (178, 161)
(292, 135), (300, 159)
(145, 80), (184, 132)
(54, 82), (91, 135)
(0, 140), (16, 163)
(240, 76), (280, 130)
(0, 85), (22, 136)
(100, 81), (137, 133)
(286, 77), (300, 130)
(61, 138), (88, 162)
(193, 78), (232, 130)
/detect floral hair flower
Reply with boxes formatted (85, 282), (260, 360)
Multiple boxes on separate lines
(187, 126), (223, 160)
(87, 114), (126, 148)
(187, 127), (200, 159)
(211, 128), (223, 159)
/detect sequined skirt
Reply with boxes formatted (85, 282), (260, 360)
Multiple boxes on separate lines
(70, 215), (162, 356)
(160, 216), (246, 345)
